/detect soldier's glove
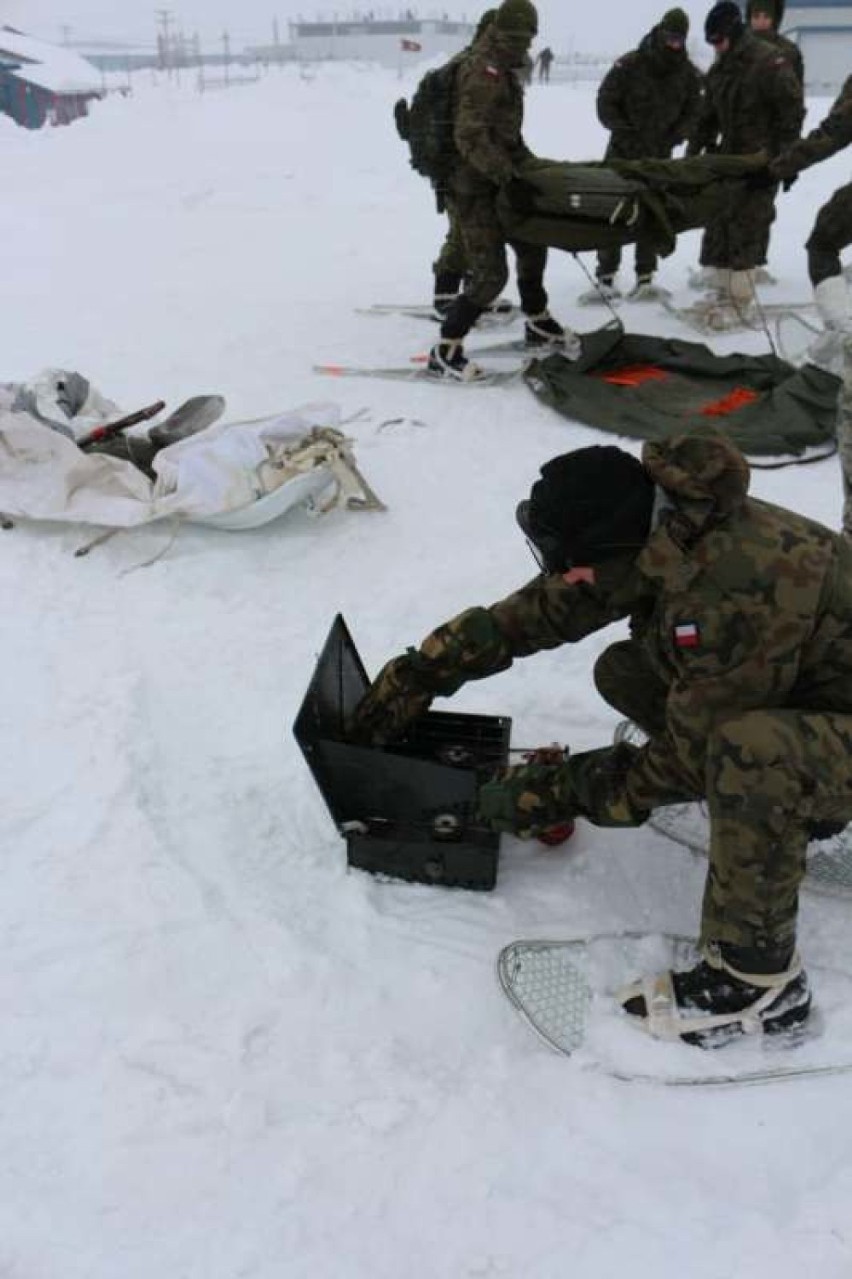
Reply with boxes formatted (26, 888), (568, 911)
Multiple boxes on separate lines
(768, 154), (800, 191)
(393, 97), (410, 142)
(505, 178), (538, 214)
(348, 651), (434, 744)
(477, 745), (649, 837)
(743, 168), (778, 192)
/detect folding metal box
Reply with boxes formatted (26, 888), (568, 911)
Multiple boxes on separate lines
(293, 615), (512, 890)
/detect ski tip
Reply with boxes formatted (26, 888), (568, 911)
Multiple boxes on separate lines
(314, 364), (346, 376)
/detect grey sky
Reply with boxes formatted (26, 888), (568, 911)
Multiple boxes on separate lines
(3, 0), (714, 55)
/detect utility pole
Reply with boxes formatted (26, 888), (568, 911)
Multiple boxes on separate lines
(155, 9), (174, 75)
(222, 30), (231, 86)
(60, 24), (72, 46)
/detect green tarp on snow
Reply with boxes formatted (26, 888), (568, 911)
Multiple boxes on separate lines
(523, 323), (840, 459)
(498, 154), (767, 257)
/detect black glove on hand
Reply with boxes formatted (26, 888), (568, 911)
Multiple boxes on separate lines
(768, 155), (800, 191)
(504, 177), (538, 215)
(348, 652), (434, 745)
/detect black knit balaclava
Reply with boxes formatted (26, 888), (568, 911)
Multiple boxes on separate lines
(518, 445), (655, 571)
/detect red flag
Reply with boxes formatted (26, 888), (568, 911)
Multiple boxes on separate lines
(400, 38), (422, 51)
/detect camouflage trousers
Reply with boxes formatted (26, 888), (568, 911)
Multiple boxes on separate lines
(699, 180), (779, 271)
(433, 197), (469, 283)
(447, 175), (549, 317)
(594, 640), (852, 956)
(806, 181), (852, 286)
(840, 337), (852, 535)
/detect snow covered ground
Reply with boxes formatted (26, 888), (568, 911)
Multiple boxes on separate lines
(2, 64), (852, 1278)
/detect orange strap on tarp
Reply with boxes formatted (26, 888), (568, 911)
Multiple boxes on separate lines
(595, 364), (669, 387)
(699, 387), (760, 417)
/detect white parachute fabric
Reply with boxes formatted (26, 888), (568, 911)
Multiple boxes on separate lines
(0, 377), (378, 530)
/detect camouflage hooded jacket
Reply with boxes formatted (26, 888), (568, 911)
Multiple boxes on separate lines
(777, 74), (852, 176)
(451, 25), (535, 191)
(597, 27), (703, 159)
(689, 29), (803, 157)
(408, 432), (852, 811)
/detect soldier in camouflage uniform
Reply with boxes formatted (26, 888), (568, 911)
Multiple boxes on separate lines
(395, 9), (509, 320)
(593, 8), (702, 300)
(428, 0), (573, 380)
(686, 1), (803, 320)
(351, 434), (852, 1045)
(747, 0), (804, 85)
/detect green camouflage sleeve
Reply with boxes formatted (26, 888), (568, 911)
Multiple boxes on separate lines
(775, 76), (852, 174)
(453, 60), (517, 184)
(765, 55), (805, 151)
(410, 562), (641, 695)
(686, 79), (720, 156)
(596, 60), (631, 134)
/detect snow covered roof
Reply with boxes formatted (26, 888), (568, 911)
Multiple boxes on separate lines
(0, 26), (100, 94)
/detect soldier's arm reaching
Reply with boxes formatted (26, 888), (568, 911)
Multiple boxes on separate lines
(350, 567), (638, 743)
(771, 75), (852, 180)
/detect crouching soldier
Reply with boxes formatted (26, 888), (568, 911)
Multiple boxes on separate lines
(350, 435), (852, 1048)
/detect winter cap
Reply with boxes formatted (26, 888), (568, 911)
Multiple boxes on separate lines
(660, 7), (690, 36)
(517, 446), (655, 570)
(747, 0), (780, 18)
(704, 0), (745, 42)
(474, 8), (498, 40)
(493, 0), (539, 37)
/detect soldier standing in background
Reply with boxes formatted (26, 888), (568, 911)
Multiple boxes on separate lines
(349, 433), (852, 1047)
(592, 7), (702, 301)
(747, 0), (804, 85)
(687, 0), (803, 324)
(428, 0), (573, 380)
(395, 10), (511, 321)
(536, 46), (554, 82)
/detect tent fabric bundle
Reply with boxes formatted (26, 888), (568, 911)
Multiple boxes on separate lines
(523, 323), (841, 458)
(498, 153), (768, 257)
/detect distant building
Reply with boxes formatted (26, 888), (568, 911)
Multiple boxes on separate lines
(0, 26), (101, 128)
(67, 39), (159, 75)
(783, 0), (852, 92)
(286, 15), (475, 66)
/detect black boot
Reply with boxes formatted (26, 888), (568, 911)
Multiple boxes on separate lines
(432, 271), (463, 321)
(524, 310), (566, 347)
(427, 340), (483, 382)
(620, 943), (811, 1049)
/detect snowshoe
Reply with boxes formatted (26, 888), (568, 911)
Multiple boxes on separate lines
(625, 276), (670, 303)
(427, 340), (485, 382)
(578, 276), (622, 305)
(619, 944), (811, 1049)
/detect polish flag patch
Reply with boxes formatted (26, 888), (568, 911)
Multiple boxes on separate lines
(484, 64), (501, 78)
(674, 622), (700, 648)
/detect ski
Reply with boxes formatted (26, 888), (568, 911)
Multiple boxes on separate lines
(357, 302), (520, 328)
(466, 334), (583, 360)
(314, 359), (526, 386)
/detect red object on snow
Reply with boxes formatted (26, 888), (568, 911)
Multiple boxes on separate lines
(537, 820), (576, 847)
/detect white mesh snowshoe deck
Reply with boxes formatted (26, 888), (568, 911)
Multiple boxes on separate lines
(497, 940), (592, 1055)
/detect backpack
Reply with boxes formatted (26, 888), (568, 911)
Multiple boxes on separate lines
(401, 57), (462, 185)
